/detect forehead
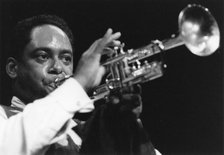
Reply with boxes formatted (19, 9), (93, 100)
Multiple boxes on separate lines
(29, 24), (72, 52)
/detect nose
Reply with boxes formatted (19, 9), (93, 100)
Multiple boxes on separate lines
(49, 59), (63, 74)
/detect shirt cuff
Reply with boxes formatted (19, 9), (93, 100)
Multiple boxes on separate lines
(48, 78), (94, 114)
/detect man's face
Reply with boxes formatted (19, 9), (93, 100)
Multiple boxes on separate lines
(15, 24), (73, 102)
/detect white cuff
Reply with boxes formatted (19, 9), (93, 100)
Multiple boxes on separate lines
(48, 78), (94, 114)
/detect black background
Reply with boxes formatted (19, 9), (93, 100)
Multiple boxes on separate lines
(0, 0), (223, 154)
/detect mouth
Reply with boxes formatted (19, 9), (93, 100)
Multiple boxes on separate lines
(42, 79), (58, 92)
(42, 74), (70, 92)
(44, 83), (56, 93)
(47, 83), (57, 91)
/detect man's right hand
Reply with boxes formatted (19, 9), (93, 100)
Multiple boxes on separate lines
(73, 28), (121, 92)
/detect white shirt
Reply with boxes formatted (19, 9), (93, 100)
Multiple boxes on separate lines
(0, 78), (94, 155)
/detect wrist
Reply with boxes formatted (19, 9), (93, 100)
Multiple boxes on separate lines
(72, 75), (88, 92)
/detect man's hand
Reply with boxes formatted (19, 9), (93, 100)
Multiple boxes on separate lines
(107, 85), (143, 119)
(73, 28), (121, 91)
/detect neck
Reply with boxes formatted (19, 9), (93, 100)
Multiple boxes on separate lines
(13, 83), (43, 105)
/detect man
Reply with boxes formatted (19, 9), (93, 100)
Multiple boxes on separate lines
(0, 15), (160, 155)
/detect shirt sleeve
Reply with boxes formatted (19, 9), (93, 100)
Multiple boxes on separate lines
(0, 78), (93, 155)
(155, 149), (162, 155)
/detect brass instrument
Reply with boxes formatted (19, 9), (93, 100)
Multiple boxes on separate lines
(55, 4), (220, 102)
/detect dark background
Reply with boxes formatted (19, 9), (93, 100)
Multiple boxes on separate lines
(0, 0), (223, 154)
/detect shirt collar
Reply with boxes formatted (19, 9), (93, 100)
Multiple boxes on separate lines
(11, 96), (26, 112)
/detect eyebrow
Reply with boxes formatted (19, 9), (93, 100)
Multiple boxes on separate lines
(60, 49), (73, 56)
(32, 47), (73, 56)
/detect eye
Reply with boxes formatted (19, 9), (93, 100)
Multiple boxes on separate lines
(38, 54), (49, 60)
(61, 54), (72, 65)
(35, 51), (49, 62)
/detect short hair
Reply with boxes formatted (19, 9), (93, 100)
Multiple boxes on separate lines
(8, 14), (74, 60)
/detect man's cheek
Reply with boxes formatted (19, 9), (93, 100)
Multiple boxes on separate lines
(41, 65), (49, 78)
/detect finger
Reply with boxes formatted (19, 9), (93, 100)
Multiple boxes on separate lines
(102, 40), (121, 55)
(122, 94), (142, 107)
(119, 94), (142, 117)
(106, 32), (121, 44)
(109, 96), (120, 104)
(103, 28), (113, 39)
(112, 40), (121, 46)
(83, 39), (104, 62)
(101, 33), (120, 47)
(92, 29), (121, 54)
(119, 85), (135, 94)
(84, 29), (121, 59)
(120, 85), (142, 94)
(102, 28), (121, 43)
(133, 84), (142, 94)
(132, 105), (142, 118)
(98, 66), (106, 79)
(102, 47), (114, 55)
(106, 40), (121, 47)
(93, 66), (106, 86)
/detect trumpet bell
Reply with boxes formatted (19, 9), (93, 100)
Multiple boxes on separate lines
(178, 4), (220, 56)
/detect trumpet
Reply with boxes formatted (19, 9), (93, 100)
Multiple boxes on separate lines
(55, 4), (220, 102)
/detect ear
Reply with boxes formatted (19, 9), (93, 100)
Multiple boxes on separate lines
(6, 57), (19, 79)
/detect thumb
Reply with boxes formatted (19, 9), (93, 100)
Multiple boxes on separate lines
(93, 66), (106, 87)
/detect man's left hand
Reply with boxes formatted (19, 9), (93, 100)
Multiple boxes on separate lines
(107, 85), (142, 119)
